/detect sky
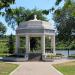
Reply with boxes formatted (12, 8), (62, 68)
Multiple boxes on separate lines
(0, 0), (64, 35)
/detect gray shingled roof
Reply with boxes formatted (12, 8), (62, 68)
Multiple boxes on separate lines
(16, 16), (55, 34)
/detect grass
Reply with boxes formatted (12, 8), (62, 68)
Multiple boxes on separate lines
(0, 62), (18, 75)
(53, 61), (75, 75)
(0, 53), (12, 57)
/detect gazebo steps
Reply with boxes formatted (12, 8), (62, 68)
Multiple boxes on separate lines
(28, 53), (42, 61)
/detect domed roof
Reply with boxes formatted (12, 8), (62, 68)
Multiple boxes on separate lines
(16, 15), (55, 34)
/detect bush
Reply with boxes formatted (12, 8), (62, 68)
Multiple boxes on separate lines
(18, 47), (26, 55)
(56, 41), (75, 50)
(46, 53), (55, 59)
(7, 34), (15, 54)
(55, 53), (64, 58)
(68, 54), (75, 58)
(0, 40), (8, 53)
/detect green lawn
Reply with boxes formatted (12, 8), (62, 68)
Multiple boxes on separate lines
(0, 62), (18, 75)
(53, 61), (75, 75)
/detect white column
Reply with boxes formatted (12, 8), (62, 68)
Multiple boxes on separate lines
(41, 35), (45, 55)
(29, 37), (30, 53)
(51, 35), (56, 54)
(26, 35), (30, 53)
(53, 35), (56, 54)
(15, 35), (20, 54)
(51, 36), (53, 52)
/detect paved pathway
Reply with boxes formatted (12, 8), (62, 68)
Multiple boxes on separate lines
(9, 59), (75, 75)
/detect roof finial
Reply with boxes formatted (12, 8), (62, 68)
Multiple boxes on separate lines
(34, 15), (37, 20)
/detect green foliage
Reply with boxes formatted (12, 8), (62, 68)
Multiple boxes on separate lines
(56, 40), (75, 50)
(46, 54), (55, 59)
(0, 0), (15, 10)
(20, 37), (25, 48)
(30, 37), (41, 51)
(63, 0), (72, 9)
(0, 40), (8, 53)
(55, 53), (64, 57)
(0, 22), (6, 37)
(7, 34), (15, 54)
(5, 7), (28, 28)
(69, 54), (75, 58)
(5, 7), (48, 29)
(69, 40), (75, 49)
(53, 0), (75, 41)
(0, 0), (15, 19)
(42, 10), (49, 15)
(55, 0), (75, 6)
(45, 37), (51, 49)
(18, 47), (25, 55)
(55, 0), (62, 5)
(25, 8), (48, 21)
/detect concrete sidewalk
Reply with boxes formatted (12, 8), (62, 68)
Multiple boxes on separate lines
(9, 59), (75, 75)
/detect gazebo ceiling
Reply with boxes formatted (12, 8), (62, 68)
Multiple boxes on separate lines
(16, 15), (55, 34)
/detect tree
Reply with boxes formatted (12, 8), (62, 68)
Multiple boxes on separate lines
(55, 0), (62, 5)
(7, 34), (14, 54)
(55, 0), (75, 6)
(53, 0), (75, 41)
(0, 0), (15, 16)
(0, 0), (15, 10)
(0, 22), (6, 37)
(55, 0), (75, 16)
(5, 7), (29, 28)
(25, 9), (47, 21)
(5, 7), (47, 28)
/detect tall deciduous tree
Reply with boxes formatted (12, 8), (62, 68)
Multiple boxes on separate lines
(53, 0), (75, 41)
(5, 7), (47, 28)
(5, 7), (29, 28)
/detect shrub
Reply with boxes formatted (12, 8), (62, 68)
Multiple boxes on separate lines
(7, 34), (15, 54)
(18, 47), (26, 54)
(46, 53), (55, 59)
(55, 53), (64, 57)
(68, 54), (75, 58)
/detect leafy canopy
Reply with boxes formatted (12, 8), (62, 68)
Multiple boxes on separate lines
(0, 0), (15, 10)
(5, 7), (48, 28)
(0, 22), (6, 36)
(53, 0), (75, 41)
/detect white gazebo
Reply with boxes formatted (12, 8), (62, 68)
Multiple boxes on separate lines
(15, 15), (56, 60)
